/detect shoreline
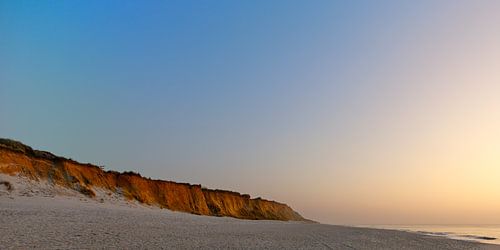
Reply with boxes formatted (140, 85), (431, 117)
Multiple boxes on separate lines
(353, 224), (500, 246)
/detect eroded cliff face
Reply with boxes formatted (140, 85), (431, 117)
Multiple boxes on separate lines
(0, 138), (305, 221)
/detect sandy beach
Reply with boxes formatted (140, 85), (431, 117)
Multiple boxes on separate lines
(0, 175), (497, 250)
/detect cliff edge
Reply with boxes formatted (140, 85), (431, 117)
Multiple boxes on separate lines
(0, 138), (306, 221)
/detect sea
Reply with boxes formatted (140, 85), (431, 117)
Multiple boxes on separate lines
(361, 225), (500, 245)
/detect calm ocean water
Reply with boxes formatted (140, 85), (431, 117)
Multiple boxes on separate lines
(361, 225), (500, 245)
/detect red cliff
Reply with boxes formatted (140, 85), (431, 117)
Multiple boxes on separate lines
(0, 138), (306, 221)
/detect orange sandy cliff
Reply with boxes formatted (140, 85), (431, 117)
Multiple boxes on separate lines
(0, 138), (306, 221)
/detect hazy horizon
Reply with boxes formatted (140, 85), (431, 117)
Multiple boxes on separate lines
(2, 1), (500, 225)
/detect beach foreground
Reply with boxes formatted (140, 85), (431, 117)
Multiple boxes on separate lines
(1, 196), (497, 250)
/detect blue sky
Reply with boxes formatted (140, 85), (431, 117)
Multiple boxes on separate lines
(2, 1), (500, 224)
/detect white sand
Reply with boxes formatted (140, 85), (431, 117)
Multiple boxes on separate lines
(0, 174), (497, 249)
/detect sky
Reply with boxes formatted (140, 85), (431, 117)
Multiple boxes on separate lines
(1, 1), (500, 225)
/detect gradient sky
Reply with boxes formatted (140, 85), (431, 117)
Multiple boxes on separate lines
(2, 1), (500, 225)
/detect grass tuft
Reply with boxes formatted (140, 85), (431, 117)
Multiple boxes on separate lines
(0, 181), (13, 191)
